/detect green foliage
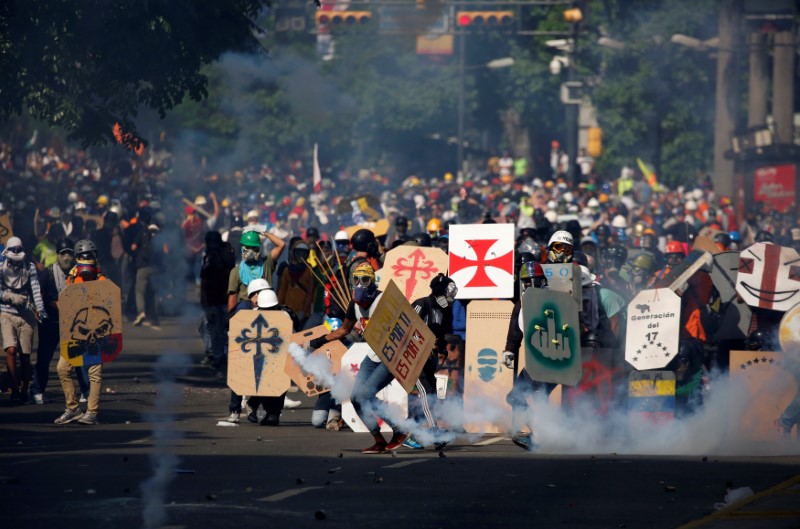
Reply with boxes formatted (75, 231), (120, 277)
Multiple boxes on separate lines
(0, 0), (268, 146)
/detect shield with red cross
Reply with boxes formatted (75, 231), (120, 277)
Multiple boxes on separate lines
(735, 242), (800, 312)
(448, 223), (515, 299)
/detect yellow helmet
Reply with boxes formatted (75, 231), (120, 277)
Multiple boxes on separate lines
(427, 218), (442, 235)
(96, 195), (109, 206)
(444, 172), (454, 182)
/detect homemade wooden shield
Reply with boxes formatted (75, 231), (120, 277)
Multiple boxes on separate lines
(735, 243), (800, 312)
(779, 303), (800, 361)
(449, 223), (515, 299)
(228, 310), (292, 396)
(362, 280), (436, 393)
(522, 289), (581, 386)
(625, 289), (681, 370)
(540, 263), (582, 309)
(77, 213), (104, 230)
(340, 343), (408, 433)
(0, 213), (13, 246)
(653, 250), (713, 291)
(692, 234), (722, 255)
(710, 252), (752, 341)
(628, 371), (675, 424)
(463, 300), (514, 433)
(379, 246), (448, 302)
(345, 219), (390, 239)
(729, 351), (797, 441)
(284, 340), (347, 397)
(59, 281), (123, 367)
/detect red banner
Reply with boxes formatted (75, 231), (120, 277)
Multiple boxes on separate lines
(754, 164), (796, 213)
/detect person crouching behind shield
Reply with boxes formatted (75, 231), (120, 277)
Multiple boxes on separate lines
(501, 259), (556, 451)
(54, 240), (107, 425)
(308, 263), (409, 453)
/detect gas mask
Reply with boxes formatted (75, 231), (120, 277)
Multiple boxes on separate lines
(57, 251), (75, 272)
(353, 282), (379, 309)
(75, 260), (99, 281)
(547, 242), (573, 264)
(435, 282), (458, 308)
(242, 246), (261, 263)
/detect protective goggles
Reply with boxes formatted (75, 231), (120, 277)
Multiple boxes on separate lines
(550, 242), (572, 253)
(352, 275), (375, 287)
(77, 252), (95, 260)
(6, 246), (23, 254)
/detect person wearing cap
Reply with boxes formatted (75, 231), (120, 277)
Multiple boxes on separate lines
(227, 229), (286, 313)
(0, 236), (47, 403)
(131, 218), (165, 329)
(54, 239), (108, 425)
(30, 238), (89, 404)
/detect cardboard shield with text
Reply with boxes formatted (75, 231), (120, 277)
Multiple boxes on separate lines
(522, 289), (581, 386)
(379, 246), (449, 302)
(625, 289), (681, 370)
(0, 213), (13, 246)
(228, 310), (293, 396)
(729, 351), (797, 441)
(540, 263), (582, 309)
(710, 252), (752, 341)
(362, 280), (436, 393)
(59, 281), (123, 367)
(735, 243), (800, 312)
(449, 223), (515, 299)
(340, 343), (408, 433)
(463, 300), (514, 433)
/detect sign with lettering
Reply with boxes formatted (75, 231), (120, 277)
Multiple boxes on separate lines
(362, 280), (436, 393)
(228, 310), (293, 396)
(540, 263), (582, 309)
(754, 164), (795, 213)
(59, 280), (123, 367)
(625, 289), (681, 370)
(522, 289), (581, 386)
(449, 223), (515, 299)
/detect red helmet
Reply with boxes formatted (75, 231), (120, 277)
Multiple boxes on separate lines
(665, 240), (685, 255)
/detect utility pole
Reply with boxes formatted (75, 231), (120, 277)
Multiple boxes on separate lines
(712, 0), (741, 197)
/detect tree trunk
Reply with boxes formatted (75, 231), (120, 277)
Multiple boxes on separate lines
(501, 108), (531, 163)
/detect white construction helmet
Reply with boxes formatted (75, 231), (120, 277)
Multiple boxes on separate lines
(257, 289), (279, 309)
(334, 230), (349, 242)
(611, 215), (628, 229)
(548, 230), (573, 247)
(247, 278), (271, 297)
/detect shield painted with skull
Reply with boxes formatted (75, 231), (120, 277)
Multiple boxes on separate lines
(735, 243), (800, 312)
(449, 223), (515, 299)
(59, 280), (123, 367)
(228, 309), (293, 396)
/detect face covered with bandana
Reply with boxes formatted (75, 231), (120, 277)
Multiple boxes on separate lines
(3, 237), (25, 266)
(351, 263), (378, 309)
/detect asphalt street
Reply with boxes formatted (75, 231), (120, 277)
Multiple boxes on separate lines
(2, 304), (799, 529)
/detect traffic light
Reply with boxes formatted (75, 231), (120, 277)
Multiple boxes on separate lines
(316, 11), (372, 26)
(563, 7), (583, 23)
(587, 127), (602, 157)
(456, 11), (514, 28)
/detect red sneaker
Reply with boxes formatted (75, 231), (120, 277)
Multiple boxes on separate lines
(385, 433), (409, 451)
(362, 442), (387, 454)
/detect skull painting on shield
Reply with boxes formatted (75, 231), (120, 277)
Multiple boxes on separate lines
(66, 306), (122, 366)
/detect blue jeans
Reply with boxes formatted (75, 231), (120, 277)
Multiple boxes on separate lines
(203, 305), (227, 368)
(351, 357), (398, 436)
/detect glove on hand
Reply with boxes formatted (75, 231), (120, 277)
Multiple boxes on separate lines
(309, 336), (327, 350)
(501, 351), (515, 370)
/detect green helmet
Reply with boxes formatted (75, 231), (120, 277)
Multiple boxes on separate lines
(241, 231), (261, 248)
(632, 253), (655, 271)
